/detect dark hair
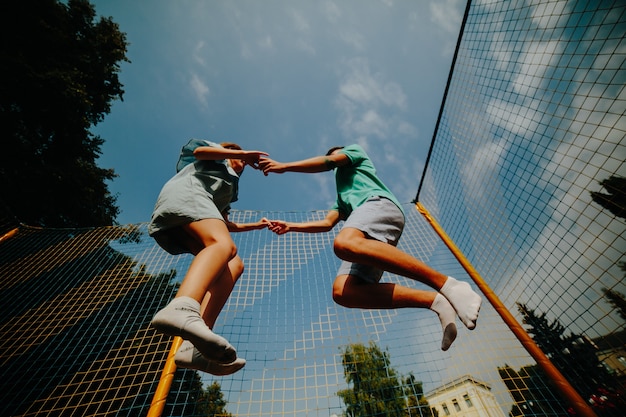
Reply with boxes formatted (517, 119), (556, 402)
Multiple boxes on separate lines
(221, 142), (242, 150)
(326, 146), (344, 156)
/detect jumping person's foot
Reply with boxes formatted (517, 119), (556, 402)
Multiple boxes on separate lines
(439, 277), (482, 330)
(151, 296), (237, 363)
(430, 293), (458, 351)
(175, 340), (246, 376)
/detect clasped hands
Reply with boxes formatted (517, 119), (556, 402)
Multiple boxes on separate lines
(259, 218), (289, 235)
(242, 155), (285, 235)
(244, 155), (290, 235)
(244, 154), (285, 176)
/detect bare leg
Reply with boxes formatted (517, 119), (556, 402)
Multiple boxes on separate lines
(332, 274), (435, 309)
(334, 228), (448, 288)
(333, 275), (457, 350)
(200, 255), (244, 329)
(333, 228), (481, 329)
(151, 219), (239, 363)
(174, 255), (247, 376)
(176, 219), (238, 301)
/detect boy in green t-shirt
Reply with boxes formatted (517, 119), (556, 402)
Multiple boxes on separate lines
(259, 145), (481, 351)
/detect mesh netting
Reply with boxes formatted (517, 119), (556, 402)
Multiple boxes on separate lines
(1, 0), (625, 416)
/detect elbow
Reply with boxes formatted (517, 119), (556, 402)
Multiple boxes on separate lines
(319, 221), (336, 233)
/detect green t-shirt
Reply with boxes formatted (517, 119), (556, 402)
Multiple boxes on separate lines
(330, 144), (403, 218)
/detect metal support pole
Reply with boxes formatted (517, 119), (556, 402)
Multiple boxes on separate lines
(147, 336), (183, 417)
(415, 202), (597, 417)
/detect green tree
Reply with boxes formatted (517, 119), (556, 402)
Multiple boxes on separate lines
(590, 176), (626, 219)
(403, 373), (436, 417)
(498, 363), (567, 417)
(602, 286), (626, 323)
(337, 342), (434, 417)
(516, 303), (613, 403)
(196, 381), (233, 417)
(0, 0), (128, 227)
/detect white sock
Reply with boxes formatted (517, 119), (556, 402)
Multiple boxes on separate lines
(430, 294), (458, 351)
(175, 340), (246, 376)
(151, 296), (237, 363)
(439, 276), (482, 330)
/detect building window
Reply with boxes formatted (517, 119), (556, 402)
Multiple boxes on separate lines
(452, 399), (461, 412)
(463, 394), (473, 407)
(442, 403), (450, 416)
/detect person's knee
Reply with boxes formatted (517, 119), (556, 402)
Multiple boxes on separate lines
(332, 276), (349, 306)
(212, 239), (238, 261)
(333, 233), (360, 261)
(230, 256), (245, 281)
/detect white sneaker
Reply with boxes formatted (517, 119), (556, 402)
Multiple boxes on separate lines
(151, 296), (237, 363)
(175, 340), (246, 376)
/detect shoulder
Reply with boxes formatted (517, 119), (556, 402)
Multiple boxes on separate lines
(176, 139), (223, 172)
(339, 144), (369, 164)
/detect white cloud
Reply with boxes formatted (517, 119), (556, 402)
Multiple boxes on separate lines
(257, 35), (274, 51)
(294, 38), (316, 55)
(530, 0), (570, 29)
(337, 61), (407, 109)
(338, 30), (366, 51)
(354, 109), (388, 138)
(486, 98), (541, 137)
(461, 139), (508, 202)
(240, 41), (252, 60)
(512, 40), (562, 97)
(322, 0), (341, 22)
(189, 72), (210, 107)
(290, 8), (310, 33)
(289, 7), (316, 55)
(192, 41), (206, 67)
(334, 59), (412, 142)
(429, 0), (464, 34)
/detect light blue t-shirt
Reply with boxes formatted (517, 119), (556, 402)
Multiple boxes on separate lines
(330, 144), (403, 217)
(148, 139), (240, 242)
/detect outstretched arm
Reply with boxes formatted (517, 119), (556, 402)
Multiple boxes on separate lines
(268, 210), (341, 235)
(225, 216), (273, 233)
(259, 152), (350, 175)
(194, 146), (268, 169)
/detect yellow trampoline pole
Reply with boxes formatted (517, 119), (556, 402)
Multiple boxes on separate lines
(147, 336), (183, 417)
(0, 228), (19, 244)
(415, 202), (597, 417)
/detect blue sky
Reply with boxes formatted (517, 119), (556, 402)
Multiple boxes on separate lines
(91, 0), (466, 225)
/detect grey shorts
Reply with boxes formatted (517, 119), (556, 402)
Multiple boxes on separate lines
(336, 197), (405, 283)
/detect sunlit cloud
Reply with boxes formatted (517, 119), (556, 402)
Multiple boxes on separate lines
(513, 40), (562, 97)
(461, 139), (508, 202)
(257, 35), (274, 51)
(335, 59), (407, 113)
(288, 7), (316, 55)
(338, 30), (366, 51)
(322, 0), (341, 22)
(290, 8), (311, 33)
(531, 0), (570, 29)
(429, 0), (464, 34)
(486, 98), (541, 137)
(189, 72), (210, 107)
(192, 41), (206, 67)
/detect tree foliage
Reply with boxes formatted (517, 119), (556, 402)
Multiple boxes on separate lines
(602, 287), (626, 323)
(590, 176), (626, 220)
(337, 342), (435, 417)
(197, 381), (233, 417)
(516, 303), (615, 403)
(498, 363), (569, 417)
(0, 0), (128, 227)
